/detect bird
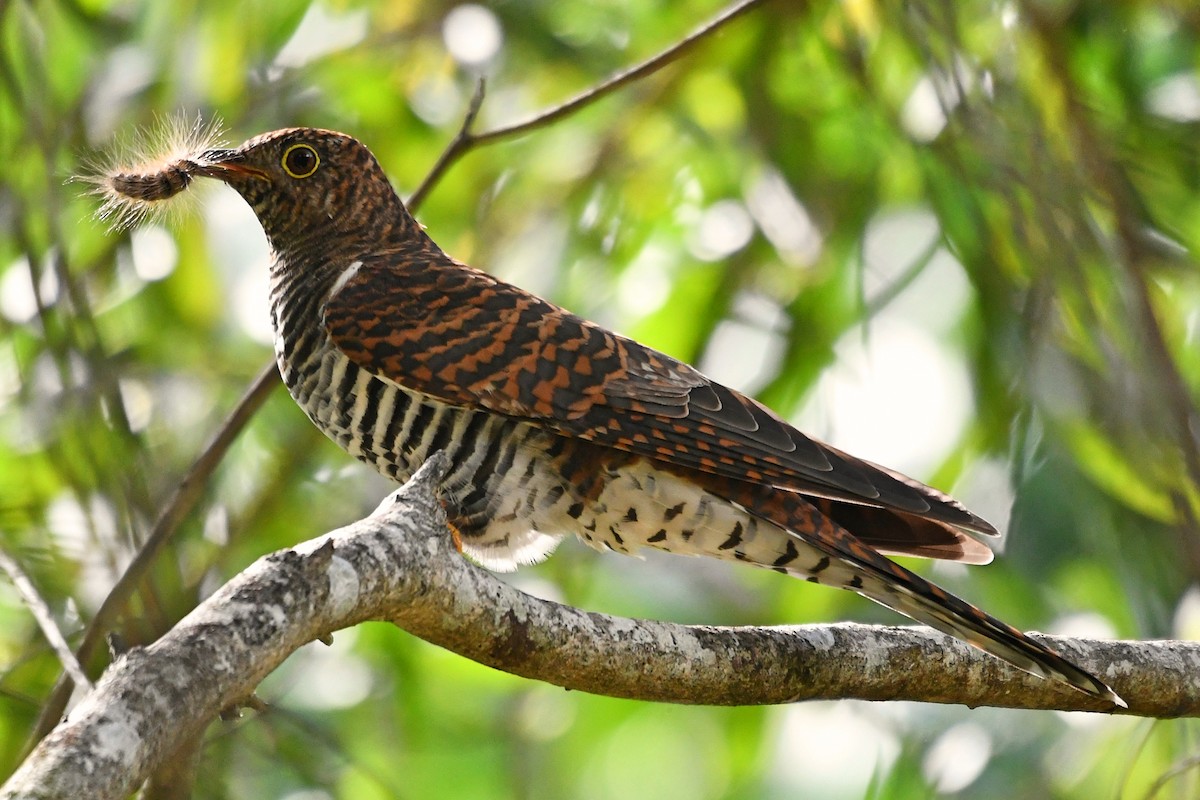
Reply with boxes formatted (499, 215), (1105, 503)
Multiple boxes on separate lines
(169, 127), (1120, 706)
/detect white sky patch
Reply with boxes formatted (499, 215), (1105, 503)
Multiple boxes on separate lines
(269, 630), (373, 710)
(408, 73), (464, 127)
(744, 169), (822, 267)
(204, 191), (274, 345)
(923, 722), (993, 793)
(0, 257), (37, 324)
(902, 74), (949, 142)
(0, 255), (60, 324)
(274, 1), (369, 69)
(796, 318), (972, 478)
(1147, 72), (1200, 122)
(616, 241), (674, 317)
(770, 702), (900, 797)
(232, 259), (274, 345)
(492, 216), (568, 299)
(863, 206), (940, 288)
(504, 572), (566, 605)
(949, 456), (1014, 541)
(1173, 585), (1200, 639)
(280, 791), (334, 800)
(901, 58), (982, 144)
(47, 492), (123, 611)
(698, 293), (788, 396)
(1001, 2), (1019, 29)
(117, 378), (153, 433)
(1046, 611), (1117, 642)
(0, 344), (18, 403)
(84, 45), (156, 140)
(863, 207), (972, 334)
(203, 505), (229, 547)
(443, 4), (504, 67)
(130, 225), (178, 282)
(688, 199), (754, 261)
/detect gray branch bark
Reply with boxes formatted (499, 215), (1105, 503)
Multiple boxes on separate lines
(4, 455), (1199, 799)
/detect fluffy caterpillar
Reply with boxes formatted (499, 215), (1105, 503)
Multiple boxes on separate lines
(79, 114), (225, 231)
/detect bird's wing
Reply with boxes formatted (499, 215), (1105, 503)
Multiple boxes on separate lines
(324, 255), (996, 540)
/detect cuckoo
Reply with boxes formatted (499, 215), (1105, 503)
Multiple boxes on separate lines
(122, 127), (1120, 705)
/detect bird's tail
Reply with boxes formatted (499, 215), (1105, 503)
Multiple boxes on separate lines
(712, 482), (1125, 707)
(803, 546), (1125, 707)
(641, 466), (1123, 706)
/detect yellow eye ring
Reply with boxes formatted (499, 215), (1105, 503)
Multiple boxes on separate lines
(281, 143), (320, 179)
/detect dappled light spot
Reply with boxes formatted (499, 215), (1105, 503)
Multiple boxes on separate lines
(797, 318), (971, 478)
(443, 4), (504, 67)
(130, 225), (178, 282)
(1147, 73), (1200, 122)
(0, 257), (50, 324)
(770, 703), (900, 796)
(688, 199), (754, 261)
(273, 2), (368, 70)
(698, 293), (787, 396)
(923, 722), (992, 793)
(745, 169), (822, 267)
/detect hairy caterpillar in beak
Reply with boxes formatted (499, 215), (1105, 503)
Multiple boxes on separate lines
(78, 114), (226, 231)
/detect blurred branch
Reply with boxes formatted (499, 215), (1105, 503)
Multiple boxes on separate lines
(28, 0), (776, 748)
(407, 0), (775, 209)
(6, 456), (1196, 800)
(140, 737), (203, 800)
(26, 361), (280, 747)
(1024, 3), (1200, 569)
(0, 549), (91, 692)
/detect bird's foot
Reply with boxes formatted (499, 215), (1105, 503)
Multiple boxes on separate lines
(438, 499), (465, 553)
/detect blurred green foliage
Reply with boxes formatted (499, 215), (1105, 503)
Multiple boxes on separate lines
(2, 0), (1200, 797)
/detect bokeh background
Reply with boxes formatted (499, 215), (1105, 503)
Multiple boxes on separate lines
(3, 0), (1200, 797)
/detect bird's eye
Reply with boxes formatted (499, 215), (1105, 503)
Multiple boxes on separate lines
(281, 144), (320, 179)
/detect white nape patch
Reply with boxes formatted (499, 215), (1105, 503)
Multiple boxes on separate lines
(329, 260), (363, 299)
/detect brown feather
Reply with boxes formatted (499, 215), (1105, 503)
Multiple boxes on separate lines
(325, 252), (994, 559)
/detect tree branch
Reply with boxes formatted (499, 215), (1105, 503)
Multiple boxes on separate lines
(4, 456), (1196, 799)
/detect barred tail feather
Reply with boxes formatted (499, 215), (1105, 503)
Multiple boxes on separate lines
(694, 480), (1128, 707)
(811, 550), (1126, 708)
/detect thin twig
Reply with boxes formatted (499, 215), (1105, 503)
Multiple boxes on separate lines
(407, 0), (773, 207)
(1144, 752), (1200, 800)
(0, 549), (93, 692)
(474, 0), (769, 145)
(406, 77), (488, 211)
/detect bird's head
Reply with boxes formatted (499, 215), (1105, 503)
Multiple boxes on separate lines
(195, 127), (410, 257)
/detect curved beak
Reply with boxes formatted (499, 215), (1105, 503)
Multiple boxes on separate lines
(193, 149), (269, 182)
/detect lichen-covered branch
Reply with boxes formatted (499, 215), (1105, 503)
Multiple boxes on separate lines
(4, 456), (1197, 800)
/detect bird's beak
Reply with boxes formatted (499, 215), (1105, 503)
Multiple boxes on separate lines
(193, 149), (270, 182)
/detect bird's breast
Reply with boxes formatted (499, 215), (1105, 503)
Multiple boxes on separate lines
(267, 274), (827, 578)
